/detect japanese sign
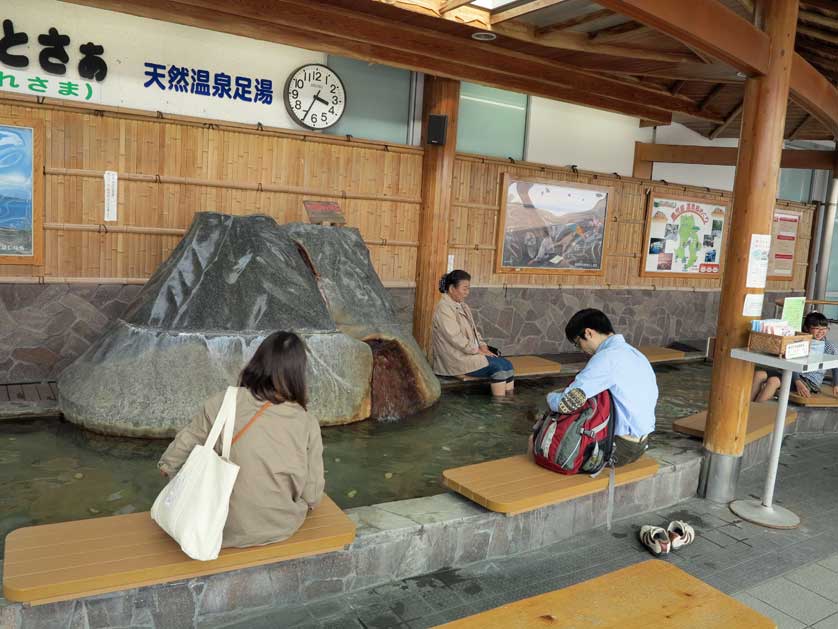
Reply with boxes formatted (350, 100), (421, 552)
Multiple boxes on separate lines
(303, 200), (345, 225)
(3, 0), (324, 128)
(642, 193), (728, 277)
(767, 209), (801, 280)
(0, 18), (105, 103)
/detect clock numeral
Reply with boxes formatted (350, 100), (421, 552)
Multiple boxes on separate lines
(294, 79), (303, 89)
(330, 84), (337, 94)
(294, 100), (302, 110)
(332, 96), (339, 105)
(321, 113), (327, 122)
(314, 70), (322, 81)
(291, 89), (299, 99)
(329, 106), (335, 115)
(311, 113), (318, 124)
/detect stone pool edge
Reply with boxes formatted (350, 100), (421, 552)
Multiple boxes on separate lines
(2, 403), (834, 629)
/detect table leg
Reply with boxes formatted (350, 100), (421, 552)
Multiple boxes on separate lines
(729, 368), (800, 529)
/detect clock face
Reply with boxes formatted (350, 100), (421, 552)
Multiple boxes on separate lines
(284, 64), (347, 131)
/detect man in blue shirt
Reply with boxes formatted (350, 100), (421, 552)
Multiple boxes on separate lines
(542, 308), (659, 466)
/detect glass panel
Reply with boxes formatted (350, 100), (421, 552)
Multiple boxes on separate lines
(456, 82), (527, 160)
(778, 168), (812, 202)
(325, 56), (411, 145)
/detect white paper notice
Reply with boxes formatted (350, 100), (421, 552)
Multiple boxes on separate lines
(746, 233), (771, 288)
(447, 254), (454, 274)
(104, 171), (118, 222)
(743, 293), (764, 317)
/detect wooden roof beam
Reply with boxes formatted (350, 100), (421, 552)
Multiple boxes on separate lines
(595, 0), (769, 76)
(635, 142), (836, 170)
(440, 0), (474, 13)
(788, 114), (812, 140)
(791, 55), (838, 137)
(697, 83), (725, 110)
(525, 28), (696, 63)
(490, 0), (569, 25)
(588, 20), (648, 44)
(798, 9), (838, 30)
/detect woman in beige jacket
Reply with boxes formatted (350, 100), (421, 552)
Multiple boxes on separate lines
(158, 331), (325, 548)
(432, 270), (515, 397)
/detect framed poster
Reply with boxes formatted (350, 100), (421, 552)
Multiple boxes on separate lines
(0, 119), (43, 266)
(495, 173), (611, 275)
(767, 207), (801, 281)
(641, 192), (729, 278)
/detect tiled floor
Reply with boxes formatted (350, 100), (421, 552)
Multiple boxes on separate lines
(205, 432), (838, 628)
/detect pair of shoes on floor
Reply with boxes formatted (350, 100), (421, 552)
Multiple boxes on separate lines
(639, 521), (695, 556)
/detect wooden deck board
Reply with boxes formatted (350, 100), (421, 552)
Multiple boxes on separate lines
(6, 384), (25, 401)
(673, 402), (797, 443)
(506, 355), (562, 377)
(0, 385), (9, 402)
(638, 345), (687, 363)
(443, 454), (658, 515)
(35, 383), (56, 401)
(789, 386), (838, 407)
(3, 495), (355, 605)
(21, 383), (40, 401)
(439, 560), (775, 628)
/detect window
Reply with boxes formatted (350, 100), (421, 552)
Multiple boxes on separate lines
(456, 82), (527, 160)
(325, 56), (412, 145)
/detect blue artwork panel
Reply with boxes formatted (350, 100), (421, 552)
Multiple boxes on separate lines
(0, 124), (33, 256)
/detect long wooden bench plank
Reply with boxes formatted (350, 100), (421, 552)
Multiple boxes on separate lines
(443, 454), (658, 515)
(789, 386), (838, 407)
(673, 402), (797, 443)
(506, 355), (562, 377)
(438, 560), (775, 628)
(638, 345), (687, 363)
(3, 495), (355, 606)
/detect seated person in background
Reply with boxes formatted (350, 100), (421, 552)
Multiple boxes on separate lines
(158, 331), (324, 548)
(752, 311), (838, 401)
(432, 269), (515, 397)
(541, 308), (658, 466)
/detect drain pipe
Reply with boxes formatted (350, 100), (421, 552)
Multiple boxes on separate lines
(814, 166), (838, 301)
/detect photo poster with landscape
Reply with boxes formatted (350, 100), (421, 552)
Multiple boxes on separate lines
(495, 174), (610, 275)
(767, 208), (801, 280)
(0, 121), (41, 264)
(642, 194), (728, 277)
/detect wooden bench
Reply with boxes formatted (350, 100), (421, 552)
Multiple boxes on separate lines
(506, 355), (562, 377)
(438, 560), (775, 628)
(442, 454), (659, 515)
(3, 495), (355, 606)
(638, 345), (687, 364)
(673, 402), (797, 443)
(789, 386), (838, 407)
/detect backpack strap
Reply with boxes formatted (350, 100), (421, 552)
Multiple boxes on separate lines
(232, 402), (272, 445)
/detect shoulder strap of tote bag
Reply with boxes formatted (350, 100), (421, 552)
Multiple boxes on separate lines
(203, 386), (239, 461)
(232, 402), (272, 445)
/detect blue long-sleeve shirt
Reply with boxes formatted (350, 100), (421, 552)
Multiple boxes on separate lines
(547, 334), (658, 438)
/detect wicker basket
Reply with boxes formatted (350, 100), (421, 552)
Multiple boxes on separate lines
(747, 331), (812, 358)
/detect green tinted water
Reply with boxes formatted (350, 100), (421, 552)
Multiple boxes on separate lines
(0, 362), (711, 554)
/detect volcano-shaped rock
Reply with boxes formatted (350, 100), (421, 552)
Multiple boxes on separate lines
(58, 213), (440, 437)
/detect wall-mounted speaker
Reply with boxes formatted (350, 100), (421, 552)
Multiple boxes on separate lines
(427, 114), (448, 146)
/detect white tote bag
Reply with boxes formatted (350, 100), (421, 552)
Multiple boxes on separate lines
(151, 386), (240, 561)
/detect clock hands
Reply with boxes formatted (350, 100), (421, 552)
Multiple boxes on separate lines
(302, 92), (319, 123)
(314, 93), (329, 106)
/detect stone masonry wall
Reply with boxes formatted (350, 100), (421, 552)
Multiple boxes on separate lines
(0, 283), (797, 384)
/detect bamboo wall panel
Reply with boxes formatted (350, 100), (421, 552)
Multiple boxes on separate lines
(0, 101), (423, 284)
(451, 153), (814, 292)
(0, 98), (814, 292)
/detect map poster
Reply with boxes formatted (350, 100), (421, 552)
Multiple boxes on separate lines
(495, 174), (611, 275)
(767, 208), (801, 280)
(641, 193), (729, 278)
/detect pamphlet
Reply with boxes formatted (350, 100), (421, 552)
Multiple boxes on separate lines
(781, 296), (806, 333)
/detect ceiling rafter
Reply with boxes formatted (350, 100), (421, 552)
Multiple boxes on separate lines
(588, 20), (647, 44)
(440, 0), (473, 13)
(535, 8), (613, 36)
(788, 113), (812, 140)
(490, 0), (568, 25)
(697, 83), (726, 110)
(710, 100), (744, 140)
(798, 25), (838, 46)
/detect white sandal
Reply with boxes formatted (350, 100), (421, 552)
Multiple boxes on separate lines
(639, 525), (671, 556)
(666, 520), (695, 550)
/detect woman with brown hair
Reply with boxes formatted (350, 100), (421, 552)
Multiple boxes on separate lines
(157, 331), (325, 548)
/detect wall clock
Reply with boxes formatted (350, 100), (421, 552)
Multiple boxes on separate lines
(284, 64), (347, 130)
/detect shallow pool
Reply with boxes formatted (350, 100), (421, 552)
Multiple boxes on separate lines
(0, 362), (711, 556)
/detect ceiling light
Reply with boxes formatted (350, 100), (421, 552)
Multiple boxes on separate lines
(471, 31), (497, 41)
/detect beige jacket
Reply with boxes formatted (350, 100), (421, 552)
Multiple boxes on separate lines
(432, 293), (489, 376)
(158, 387), (325, 549)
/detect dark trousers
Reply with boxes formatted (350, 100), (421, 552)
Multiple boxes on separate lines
(613, 435), (649, 467)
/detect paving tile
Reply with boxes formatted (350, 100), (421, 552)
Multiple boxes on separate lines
(812, 612), (838, 629)
(748, 577), (838, 625)
(785, 563), (838, 603)
(819, 554), (838, 574)
(733, 592), (805, 629)
(407, 604), (474, 628)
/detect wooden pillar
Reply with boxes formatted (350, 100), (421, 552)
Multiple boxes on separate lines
(701, 0), (799, 501)
(412, 76), (460, 354)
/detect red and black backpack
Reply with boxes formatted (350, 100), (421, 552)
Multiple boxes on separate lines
(532, 390), (614, 475)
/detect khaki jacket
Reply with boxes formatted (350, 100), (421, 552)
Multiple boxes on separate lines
(158, 387), (325, 549)
(432, 293), (489, 376)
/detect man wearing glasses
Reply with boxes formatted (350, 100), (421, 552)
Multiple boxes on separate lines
(545, 308), (658, 467)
